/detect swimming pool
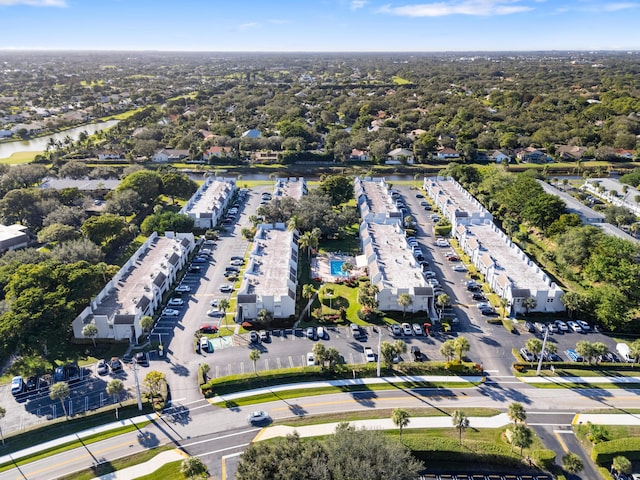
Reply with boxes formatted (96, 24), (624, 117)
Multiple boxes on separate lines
(330, 260), (347, 277)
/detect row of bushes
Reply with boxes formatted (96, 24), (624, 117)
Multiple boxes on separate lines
(591, 437), (640, 464)
(199, 362), (483, 398)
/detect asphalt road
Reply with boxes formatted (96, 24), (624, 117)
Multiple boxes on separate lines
(1, 381), (639, 480)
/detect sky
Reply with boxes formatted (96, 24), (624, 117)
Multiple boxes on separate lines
(0, 0), (639, 52)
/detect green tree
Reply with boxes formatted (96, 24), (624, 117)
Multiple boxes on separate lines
(50, 382), (70, 418)
(249, 349), (261, 374)
(397, 293), (412, 319)
(562, 453), (584, 474)
(218, 298), (230, 315)
(525, 338), (542, 363)
(324, 347), (341, 372)
(106, 379), (125, 419)
(511, 424), (533, 455)
(440, 340), (456, 362)
(586, 421), (609, 444)
(392, 408), (410, 442)
(82, 323), (98, 348)
(37, 223), (79, 244)
(143, 371), (166, 398)
(81, 214), (128, 245)
(575, 341), (597, 364)
(612, 455), (632, 475)
(453, 336), (470, 362)
(436, 293), (451, 310)
(380, 341), (396, 368)
(140, 211), (194, 236)
(521, 296), (537, 314)
(313, 343), (327, 367)
(180, 456), (209, 480)
(117, 170), (163, 204)
(452, 410), (469, 445)
(140, 315), (153, 333)
(507, 402), (526, 426)
(160, 172), (197, 203)
(318, 175), (353, 205)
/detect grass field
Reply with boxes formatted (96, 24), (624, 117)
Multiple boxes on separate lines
(0, 151), (41, 164)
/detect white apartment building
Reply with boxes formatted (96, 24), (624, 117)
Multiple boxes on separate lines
(179, 177), (236, 229)
(236, 223), (298, 321)
(423, 177), (493, 226)
(72, 232), (195, 343)
(273, 177), (307, 201)
(354, 177), (403, 223)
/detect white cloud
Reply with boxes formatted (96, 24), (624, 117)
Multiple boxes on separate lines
(378, 0), (533, 16)
(0, 0), (66, 6)
(238, 22), (259, 30)
(601, 2), (639, 11)
(351, 0), (367, 9)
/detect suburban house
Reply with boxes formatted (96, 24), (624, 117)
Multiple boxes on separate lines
(349, 149), (370, 161)
(97, 150), (125, 161)
(556, 145), (588, 161)
(489, 150), (511, 163)
(72, 232), (196, 343)
(436, 147), (461, 160)
(152, 148), (190, 163)
(252, 150), (280, 163)
(0, 224), (30, 252)
(179, 177), (236, 229)
(236, 223), (298, 321)
(614, 149), (636, 160)
(359, 221), (432, 313)
(386, 148), (414, 164)
(516, 147), (549, 163)
(424, 176), (564, 315)
(203, 145), (232, 161)
(273, 177), (308, 201)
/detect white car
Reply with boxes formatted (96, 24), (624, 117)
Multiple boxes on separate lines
(364, 347), (376, 362)
(162, 308), (180, 317)
(412, 323), (423, 336)
(200, 336), (209, 352)
(567, 320), (582, 333)
(210, 299), (218, 307)
(576, 320), (591, 331)
(401, 323), (413, 335)
(219, 284), (233, 293)
(436, 238), (448, 247)
(247, 410), (270, 425)
(555, 320), (569, 332)
(207, 309), (224, 317)
(476, 302), (491, 310)
(427, 278), (440, 286)
(230, 259), (244, 266)
(316, 326), (326, 340)
(391, 324), (402, 336)
(423, 270), (436, 278)
(452, 264), (467, 272)
(175, 285), (191, 293)
(168, 298), (184, 306)
(306, 352), (315, 366)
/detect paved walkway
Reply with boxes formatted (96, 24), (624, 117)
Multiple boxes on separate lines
(93, 449), (187, 480)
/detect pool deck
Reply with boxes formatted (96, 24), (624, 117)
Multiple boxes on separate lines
(312, 253), (363, 282)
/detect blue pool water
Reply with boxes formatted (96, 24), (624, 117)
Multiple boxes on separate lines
(330, 260), (347, 276)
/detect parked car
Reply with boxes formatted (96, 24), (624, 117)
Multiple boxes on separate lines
(198, 324), (218, 334)
(207, 309), (224, 317)
(188, 265), (201, 273)
(410, 345), (422, 362)
(230, 259), (244, 266)
(472, 293), (486, 301)
(26, 375), (39, 391)
(565, 349), (584, 362)
(306, 327), (316, 340)
(480, 307), (498, 316)
(260, 330), (270, 342)
(415, 193), (424, 198)
(247, 410), (271, 426)
(519, 348), (535, 362)
(175, 285), (191, 293)
(96, 359), (109, 376)
(452, 264), (467, 272)
(192, 256), (208, 263)
(135, 352), (148, 366)
(249, 331), (259, 343)
(219, 284), (233, 293)
(316, 326), (326, 340)
(162, 308), (180, 317)
(546, 322), (559, 334)
(109, 357), (123, 372)
(210, 299), (218, 307)
(306, 352), (315, 366)
(364, 347), (376, 362)
(11, 376), (24, 396)
(351, 324), (362, 337)
(199, 336), (209, 352)
(576, 320), (591, 331)
(446, 255), (460, 262)
(168, 298), (184, 307)
(412, 323), (423, 336)
(401, 323), (413, 336)
(524, 321), (535, 333)
(567, 321), (582, 333)
(231, 256), (244, 261)
(391, 324), (402, 336)
(554, 320), (569, 332)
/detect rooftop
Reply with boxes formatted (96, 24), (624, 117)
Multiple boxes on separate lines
(92, 236), (182, 317)
(428, 178), (491, 219)
(273, 177), (307, 201)
(243, 225), (296, 299)
(364, 222), (425, 290)
(464, 222), (551, 292)
(0, 224), (28, 241)
(357, 178), (396, 216)
(183, 178), (234, 217)
(39, 177), (121, 191)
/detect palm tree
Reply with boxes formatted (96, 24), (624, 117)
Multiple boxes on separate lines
(298, 231), (313, 259)
(50, 382), (70, 418)
(612, 456), (632, 476)
(302, 284), (315, 319)
(341, 261), (354, 279)
(507, 402), (527, 426)
(453, 336), (470, 362)
(436, 293), (450, 311)
(392, 408), (410, 442)
(397, 293), (412, 319)
(218, 298), (230, 315)
(82, 323), (98, 348)
(249, 349), (261, 374)
(525, 338), (542, 364)
(511, 424), (533, 455)
(312, 342), (327, 367)
(140, 315), (153, 334)
(440, 340), (456, 362)
(107, 379), (125, 419)
(452, 410), (469, 445)
(522, 296), (537, 314)
(562, 453), (584, 474)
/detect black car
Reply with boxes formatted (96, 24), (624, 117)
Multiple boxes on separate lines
(26, 375), (38, 392)
(471, 293), (486, 301)
(524, 321), (535, 333)
(480, 308), (499, 316)
(410, 346), (422, 362)
(109, 357), (123, 372)
(135, 352), (148, 366)
(188, 265), (201, 273)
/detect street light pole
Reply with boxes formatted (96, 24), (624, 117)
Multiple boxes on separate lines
(131, 360), (143, 411)
(536, 327), (550, 376)
(376, 327), (381, 377)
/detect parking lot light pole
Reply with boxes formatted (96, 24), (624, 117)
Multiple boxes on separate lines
(376, 327), (381, 377)
(131, 361), (143, 411)
(536, 327), (550, 376)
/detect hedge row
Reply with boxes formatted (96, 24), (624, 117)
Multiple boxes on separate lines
(591, 437), (640, 464)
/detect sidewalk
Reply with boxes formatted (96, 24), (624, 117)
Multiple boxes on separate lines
(209, 375), (485, 403)
(520, 375), (640, 384)
(93, 449), (188, 480)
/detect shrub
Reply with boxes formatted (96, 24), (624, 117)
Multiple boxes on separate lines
(530, 448), (556, 470)
(591, 438), (640, 464)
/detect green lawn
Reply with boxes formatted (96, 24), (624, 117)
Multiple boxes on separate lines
(0, 151), (41, 164)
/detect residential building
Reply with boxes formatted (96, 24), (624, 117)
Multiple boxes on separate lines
(349, 149), (370, 161)
(436, 147), (461, 160)
(425, 176), (564, 314)
(97, 150), (125, 161)
(489, 150), (511, 163)
(72, 232), (195, 343)
(556, 145), (588, 161)
(273, 177), (307, 201)
(203, 145), (232, 161)
(516, 147), (548, 163)
(241, 129), (261, 139)
(179, 177), (236, 229)
(236, 224), (298, 321)
(354, 177), (403, 223)
(152, 148), (189, 163)
(252, 150), (280, 163)
(582, 177), (640, 216)
(423, 177), (493, 226)
(39, 177), (121, 193)
(0, 224), (30, 252)
(359, 221), (432, 313)
(386, 147), (414, 164)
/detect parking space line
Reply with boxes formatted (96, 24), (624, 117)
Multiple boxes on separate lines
(264, 359), (269, 370)
(276, 358), (282, 369)
(240, 363), (245, 375)
(288, 356), (294, 368)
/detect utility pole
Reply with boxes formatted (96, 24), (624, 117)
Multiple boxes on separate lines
(376, 327), (382, 377)
(536, 327), (550, 376)
(131, 360), (143, 411)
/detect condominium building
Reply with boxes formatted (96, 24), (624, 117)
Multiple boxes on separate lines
(179, 176), (236, 229)
(354, 177), (403, 223)
(273, 177), (308, 201)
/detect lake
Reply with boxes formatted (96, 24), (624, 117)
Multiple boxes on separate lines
(0, 120), (119, 160)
